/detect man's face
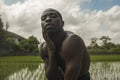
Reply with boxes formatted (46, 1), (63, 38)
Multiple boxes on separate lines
(41, 9), (63, 36)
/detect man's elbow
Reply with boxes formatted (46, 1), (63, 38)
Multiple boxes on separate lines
(45, 71), (54, 80)
(64, 75), (78, 80)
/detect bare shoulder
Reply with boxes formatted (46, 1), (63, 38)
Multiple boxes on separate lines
(61, 31), (86, 58)
(63, 31), (85, 48)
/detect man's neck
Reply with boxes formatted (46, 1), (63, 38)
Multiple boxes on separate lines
(49, 30), (66, 49)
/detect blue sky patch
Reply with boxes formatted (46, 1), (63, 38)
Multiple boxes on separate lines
(4, 0), (120, 11)
(81, 0), (120, 11)
(4, 0), (25, 5)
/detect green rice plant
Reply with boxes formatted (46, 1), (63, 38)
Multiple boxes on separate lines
(0, 56), (43, 80)
(91, 55), (120, 61)
(0, 55), (120, 80)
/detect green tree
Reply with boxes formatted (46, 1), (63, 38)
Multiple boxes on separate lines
(27, 36), (40, 53)
(90, 37), (98, 48)
(100, 36), (111, 45)
(6, 37), (19, 55)
(99, 36), (111, 50)
(18, 36), (39, 55)
(88, 35), (120, 55)
(0, 17), (16, 56)
(0, 17), (7, 45)
(18, 39), (29, 53)
(0, 17), (3, 30)
(5, 22), (9, 31)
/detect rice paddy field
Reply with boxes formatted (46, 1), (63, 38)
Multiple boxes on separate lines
(0, 55), (120, 80)
(91, 55), (120, 61)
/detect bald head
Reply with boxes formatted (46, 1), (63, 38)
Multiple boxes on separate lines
(42, 8), (63, 21)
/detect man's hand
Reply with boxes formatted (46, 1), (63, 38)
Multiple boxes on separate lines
(42, 33), (62, 80)
(43, 33), (56, 55)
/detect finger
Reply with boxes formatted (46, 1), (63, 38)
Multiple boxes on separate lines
(43, 33), (49, 42)
(46, 34), (52, 42)
(46, 34), (54, 47)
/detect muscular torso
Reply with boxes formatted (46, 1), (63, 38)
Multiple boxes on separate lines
(40, 31), (90, 79)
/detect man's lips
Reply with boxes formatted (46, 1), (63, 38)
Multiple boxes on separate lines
(45, 24), (54, 30)
(45, 24), (53, 30)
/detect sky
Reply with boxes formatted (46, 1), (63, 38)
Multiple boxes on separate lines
(0, 0), (120, 46)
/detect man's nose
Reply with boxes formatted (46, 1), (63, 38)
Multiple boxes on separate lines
(46, 16), (52, 22)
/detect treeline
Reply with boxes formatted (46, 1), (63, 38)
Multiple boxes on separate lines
(0, 17), (40, 56)
(87, 36), (120, 55)
(0, 35), (40, 56)
(7, 36), (40, 56)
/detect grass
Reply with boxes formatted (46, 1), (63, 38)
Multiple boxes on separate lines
(90, 55), (120, 61)
(1, 55), (120, 62)
(0, 56), (43, 79)
(0, 55), (120, 79)
(0, 56), (42, 62)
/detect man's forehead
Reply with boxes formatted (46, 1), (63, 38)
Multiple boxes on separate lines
(42, 9), (59, 16)
(41, 8), (63, 20)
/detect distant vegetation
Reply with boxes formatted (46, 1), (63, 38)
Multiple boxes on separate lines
(14, 36), (40, 56)
(88, 36), (120, 55)
(91, 55), (120, 61)
(0, 17), (40, 56)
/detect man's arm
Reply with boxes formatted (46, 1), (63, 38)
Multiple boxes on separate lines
(40, 42), (64, 80)
(62, 35), (85, 80)
(39, 42), (49, 72)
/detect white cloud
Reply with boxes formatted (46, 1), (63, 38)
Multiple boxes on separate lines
(0, 0), (120, 45)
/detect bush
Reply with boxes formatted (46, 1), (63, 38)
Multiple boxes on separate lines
(88, 48), (108, 55)
(108, 48), (120, 54)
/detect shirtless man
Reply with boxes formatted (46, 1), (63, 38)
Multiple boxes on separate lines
(40, 8), (90, 80)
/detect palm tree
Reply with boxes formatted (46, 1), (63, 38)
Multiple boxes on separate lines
(0, 17), (3, 30)
(90, 37), (98, 48)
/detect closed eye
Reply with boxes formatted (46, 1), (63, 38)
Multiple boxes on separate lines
(41, 15), (47, 21)
(50, 13), (57, 18)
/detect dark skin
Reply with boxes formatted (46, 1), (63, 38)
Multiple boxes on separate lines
(40, 8), (90, 80)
